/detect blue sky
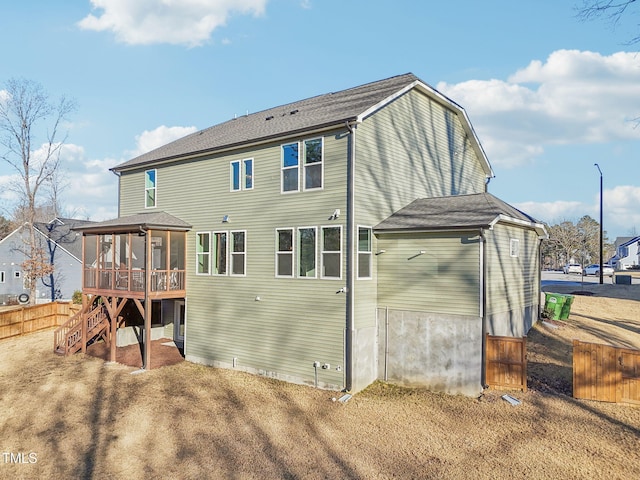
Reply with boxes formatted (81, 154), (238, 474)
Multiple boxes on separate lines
(1, 0), (639, 240)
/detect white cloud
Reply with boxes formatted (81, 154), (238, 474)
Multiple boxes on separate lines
(513, 200), (584, 224)
(78, 0), (268, 47)
(437, 50), (640, 168)
(605, 185), (640, 236)
(129, 125), (198, 157)
(513, 184), (640, 239)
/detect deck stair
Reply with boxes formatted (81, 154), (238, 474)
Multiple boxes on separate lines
(53, 304), (110, 356)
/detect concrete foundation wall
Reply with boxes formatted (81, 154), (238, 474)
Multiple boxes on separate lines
(351, 325), (378, 392)
(116, 325), (167, 347)
(377, 308), (483, 397)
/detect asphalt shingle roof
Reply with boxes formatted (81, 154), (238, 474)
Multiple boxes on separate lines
(374, 193), (541, 232)
(113, 73), (425, 172)
(72, 211), (191, 234)
(34, 218), (94, 260)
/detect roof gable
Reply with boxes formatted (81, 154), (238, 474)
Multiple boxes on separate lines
(112, 73), (492, 177)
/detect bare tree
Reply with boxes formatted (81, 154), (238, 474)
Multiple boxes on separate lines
(576, 0), (640, 44)
(0, 78), (76, 304)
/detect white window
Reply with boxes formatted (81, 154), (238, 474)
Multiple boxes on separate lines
(276, 228), (294, 277)
(213, 232), (228, 275)
(321, 226), (341, 279)
(231, 231), (246, 276)
(510, 238), (520, 258)
(358, 227), (372, 279)
(145, 169), (157, 208)
(0, 271), (5, 283)
(281, 143), (299, 192)
(303, 138), (323, 190)
(298, 227), (317, 278)
(231, 158), (254, 191)
(196, 232), (211, 275)
(14, 271), (21, 279)
(281, 138), (323, 193)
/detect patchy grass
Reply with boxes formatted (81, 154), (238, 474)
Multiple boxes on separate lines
(1, 286), (639, 479)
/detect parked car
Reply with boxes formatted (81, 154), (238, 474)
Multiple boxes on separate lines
(563, 263), (582, 274)
(583, 264), (614, 277)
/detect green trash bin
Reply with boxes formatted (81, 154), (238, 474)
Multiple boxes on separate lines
(559, 294), (574, 320)
(544, 292), (566, 320)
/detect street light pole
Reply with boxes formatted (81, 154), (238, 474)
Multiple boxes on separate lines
(595, 164), (603, 285)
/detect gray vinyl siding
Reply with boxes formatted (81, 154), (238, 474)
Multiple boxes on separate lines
(353, 89), (487, 330)
(119, 131), (348, 388)
(376, 232), (481, 317)
(485, 224), (540, 317)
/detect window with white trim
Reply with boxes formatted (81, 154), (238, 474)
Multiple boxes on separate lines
(231, 231), (246, 276)
(321, 226), (341, 279)
(298, 227), (317, 278)
(276, 228), (294, 277)
(303, 138), (323, 190)
(231, 158), (254, 191)
(14, 271), (21, 279)
(282, 143), (299, 192)
(213, 232), (228, 275)
(510, 238), (520, 258)
(196, 232), (211, 275)
(145, 169), (157, 208)
(281, 138), (323, 193)
(358, 227), (372, 279)
(0, 271), (5, 283)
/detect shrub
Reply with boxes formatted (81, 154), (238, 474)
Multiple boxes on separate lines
(71, 290), (83, 304)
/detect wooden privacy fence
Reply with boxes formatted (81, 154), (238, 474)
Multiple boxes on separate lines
(485, 335), (527, 391)
(0, 302), (81, 340)
(573, 340), (640, 405)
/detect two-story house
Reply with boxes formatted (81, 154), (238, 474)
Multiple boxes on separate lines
(59, 73), (546, 396)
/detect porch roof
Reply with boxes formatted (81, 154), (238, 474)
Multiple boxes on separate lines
(72, 211), (191, 234)
(374, 192), (547, 237)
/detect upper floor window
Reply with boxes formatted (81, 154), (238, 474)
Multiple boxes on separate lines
(321, 226), (341, 279)
(145, 169), (157, 208)
(358, 227), (372, 279)
(282, 143), (299, 192)
(281, 138), (323, 193)
(231, 158), (254, 191)
(0, 271), (5, 283)
(303, 139), (323, 189)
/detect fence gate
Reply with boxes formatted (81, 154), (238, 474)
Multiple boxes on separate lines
(573, 340), (640, 405)
(485, 335), (527, 391)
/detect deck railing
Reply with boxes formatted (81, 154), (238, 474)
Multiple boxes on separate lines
(83, 268), (185, 293)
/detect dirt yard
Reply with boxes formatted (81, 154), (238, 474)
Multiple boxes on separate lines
(1, 286), (639, 479)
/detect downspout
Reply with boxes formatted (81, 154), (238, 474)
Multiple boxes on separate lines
(480, 229), (488, 389)
(345, 121), (357, 392)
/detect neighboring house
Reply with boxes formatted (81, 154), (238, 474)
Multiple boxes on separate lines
(0, 217), (92, 304)
(65, 73), (546, 396)
(611, 236), (640, 270)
